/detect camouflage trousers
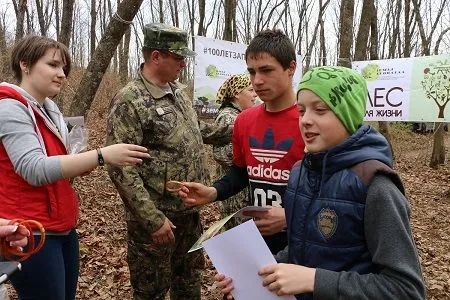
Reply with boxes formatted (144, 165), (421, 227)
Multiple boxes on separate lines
(126, 212), (205, 300)
(217, 188), (248, 231)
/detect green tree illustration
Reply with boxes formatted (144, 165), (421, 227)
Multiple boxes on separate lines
(421, 60), (450, 118)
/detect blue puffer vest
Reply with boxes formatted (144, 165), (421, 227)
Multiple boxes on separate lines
(284, 125), (404, 300)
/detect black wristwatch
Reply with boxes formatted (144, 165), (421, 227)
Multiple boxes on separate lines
(96, 148), (105, 166)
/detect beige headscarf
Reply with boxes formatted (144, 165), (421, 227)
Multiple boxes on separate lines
(216, 74), (252, 104)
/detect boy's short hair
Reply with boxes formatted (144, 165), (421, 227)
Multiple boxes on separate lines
(11, 35), (71, 82)
(245, 29), (296, 70)
(298, 66), (368, 134)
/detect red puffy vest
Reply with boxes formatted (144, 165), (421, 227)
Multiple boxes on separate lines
(0, 86), (79, 231)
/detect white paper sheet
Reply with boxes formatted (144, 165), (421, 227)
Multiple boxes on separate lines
(188, 206), (271, 253)
(203, 220), (295, 300)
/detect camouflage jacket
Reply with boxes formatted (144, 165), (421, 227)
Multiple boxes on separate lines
(106, 69), (231, 233)
(213, 103), (241, 173)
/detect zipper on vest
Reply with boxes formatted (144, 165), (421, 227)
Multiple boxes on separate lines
(300, 172), (321, 264)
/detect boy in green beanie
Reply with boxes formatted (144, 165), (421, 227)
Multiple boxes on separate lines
(217, 66), (425, 299)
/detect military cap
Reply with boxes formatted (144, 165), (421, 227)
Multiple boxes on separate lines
(143, 23), (196, 57)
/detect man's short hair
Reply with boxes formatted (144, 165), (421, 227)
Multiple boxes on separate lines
(245, 29), (296, 70)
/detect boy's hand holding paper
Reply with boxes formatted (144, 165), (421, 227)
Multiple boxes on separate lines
(203, 220), (295, 300)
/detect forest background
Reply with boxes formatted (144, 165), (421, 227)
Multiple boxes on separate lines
(0, 0), (449, 299)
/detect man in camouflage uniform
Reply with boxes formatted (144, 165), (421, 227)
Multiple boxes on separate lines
(106, 23), (231, 300)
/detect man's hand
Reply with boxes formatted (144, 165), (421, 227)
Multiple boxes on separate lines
(151, 218), (176, 245)
(243, 207), (286, 236)
(259, 263), (316, 296)
(177, 182), (217, 207)
(214, 273), (234, 300)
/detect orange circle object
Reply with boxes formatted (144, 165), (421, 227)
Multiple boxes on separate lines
(166, 180), (184, 192)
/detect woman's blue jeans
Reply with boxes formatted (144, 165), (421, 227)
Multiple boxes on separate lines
(10, 229), (79, 300)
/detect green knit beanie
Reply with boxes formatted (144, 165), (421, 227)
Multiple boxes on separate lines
(298, 66), (368, 134)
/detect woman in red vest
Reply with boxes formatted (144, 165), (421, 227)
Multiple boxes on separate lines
(0, 35), (150, 300)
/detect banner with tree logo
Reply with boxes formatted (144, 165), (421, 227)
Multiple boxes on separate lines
(193, 36), (302, 117)
(353, 54), (450, 122)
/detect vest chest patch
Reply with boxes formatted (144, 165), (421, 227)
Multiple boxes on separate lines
(317, 208), (338, 239)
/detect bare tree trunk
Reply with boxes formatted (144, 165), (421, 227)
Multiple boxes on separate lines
(387, 0), (401, 58)
(377, 121), (394, 152)
(232, 0), (237, 41)
(69, 0), (143, 117)
(0, 19), (7, 80)
(369, 1), (378, 60)
(99, 0), (106, 35)
(173, 0), (179, 27)
(319, 18), (326, 66)
(25, 5), (33, 34)
(430, 124), (446, 169)
(186, 0), (195, 36)
(197, 0), (205, 36)
(403, 0), (414, 57)
(55, 0), (60, 38)
(58, 0), (74, 47)
(159, 0), (164, 23)
(223, 0), (236, 41)
(90, 0), (97, 59)
(119, 26), (131, 85)
(337, 0), (354, 67)
(283, 0), (288, 35)
(354, 0), (373, 60)
(0, 21), (5, 54)
(12, 0), (27, 42)
(168, 0), (179, 27)
(35, 0), (47, 36)
(255, 0), (263, 33)
(104, 0), (118, 74)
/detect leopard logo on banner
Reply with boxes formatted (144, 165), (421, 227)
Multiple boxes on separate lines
(317, 208), (338, 239)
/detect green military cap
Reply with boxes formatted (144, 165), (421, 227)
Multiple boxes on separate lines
(143, 23), (196, 58)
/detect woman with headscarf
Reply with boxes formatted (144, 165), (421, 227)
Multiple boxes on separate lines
(213, 74), (257, 229)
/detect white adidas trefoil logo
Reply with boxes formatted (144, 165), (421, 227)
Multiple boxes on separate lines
(249, 128), (293, 163)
